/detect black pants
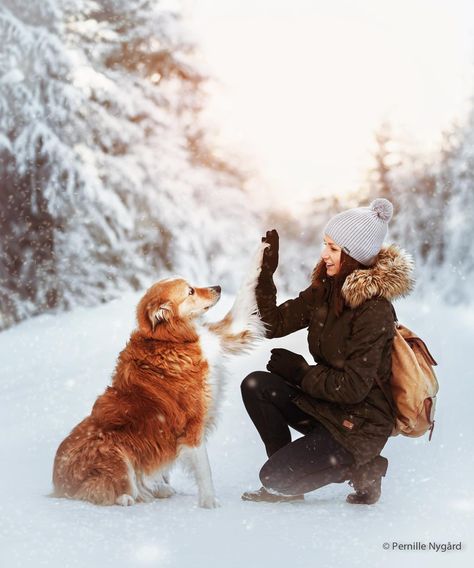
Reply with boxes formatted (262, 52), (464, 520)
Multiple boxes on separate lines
(241, 371), (355, 495)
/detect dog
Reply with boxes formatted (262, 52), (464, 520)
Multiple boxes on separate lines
(52, 245), (266, 508)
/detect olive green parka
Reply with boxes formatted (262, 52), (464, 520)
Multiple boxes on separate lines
(256, 245), (414, 465)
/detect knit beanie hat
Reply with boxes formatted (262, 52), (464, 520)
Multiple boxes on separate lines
(323, 198), (393, 266)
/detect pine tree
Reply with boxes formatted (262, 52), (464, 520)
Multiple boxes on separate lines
(0, 0), (259, 329)
(370, 123), (392, 198)
(438, 104), (474, 302)
(365, 105), (474, 303)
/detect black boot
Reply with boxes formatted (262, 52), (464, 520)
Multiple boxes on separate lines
(241, 487), (304, 503)
(346, 456), (388, 505)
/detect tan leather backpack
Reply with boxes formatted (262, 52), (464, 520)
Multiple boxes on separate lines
(374, 308), (439, 440)
(390, 322), (439, 439)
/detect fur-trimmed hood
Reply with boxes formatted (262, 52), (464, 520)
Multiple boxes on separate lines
(341, 244), (415, 309)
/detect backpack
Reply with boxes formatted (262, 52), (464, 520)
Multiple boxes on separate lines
(376, 309), (439, 440)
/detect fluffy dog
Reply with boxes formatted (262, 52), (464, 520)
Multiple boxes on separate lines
(52, 246), (266, 508)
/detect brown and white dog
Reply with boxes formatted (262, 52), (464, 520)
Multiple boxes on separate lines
(52, 245), (267, 508)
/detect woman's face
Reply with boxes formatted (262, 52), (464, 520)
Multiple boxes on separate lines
(321, 235), (342, 276)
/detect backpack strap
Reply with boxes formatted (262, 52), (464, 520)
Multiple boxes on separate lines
(391, 304), (399, 325)
(373, 303), (398, 421)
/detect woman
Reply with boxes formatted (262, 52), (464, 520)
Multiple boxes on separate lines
(241, 198), (414, 504)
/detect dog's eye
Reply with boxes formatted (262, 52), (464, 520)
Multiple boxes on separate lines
(188, 288), (195, 295)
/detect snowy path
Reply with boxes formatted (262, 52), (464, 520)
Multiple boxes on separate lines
(1, 292), (473, 568)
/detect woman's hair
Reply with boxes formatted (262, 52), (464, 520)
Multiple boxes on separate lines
(311, 250), (367, 317)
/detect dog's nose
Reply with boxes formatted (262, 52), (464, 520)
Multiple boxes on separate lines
(211, 286), (221, 294)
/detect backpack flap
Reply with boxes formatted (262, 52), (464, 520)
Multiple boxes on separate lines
(396, 324), (438, 366)
(407, 337), (438, 366)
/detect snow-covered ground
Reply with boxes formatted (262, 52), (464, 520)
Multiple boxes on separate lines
(0, 290), (473, 568)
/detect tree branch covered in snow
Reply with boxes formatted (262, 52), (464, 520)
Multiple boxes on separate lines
(0, 0), (260, 330)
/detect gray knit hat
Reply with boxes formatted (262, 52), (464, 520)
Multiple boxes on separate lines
(324, 198), (393, 266)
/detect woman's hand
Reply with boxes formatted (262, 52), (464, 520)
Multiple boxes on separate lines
(266, 348), (309, 386)
(261, 229), (279, 274)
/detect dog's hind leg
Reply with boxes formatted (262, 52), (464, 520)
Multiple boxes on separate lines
(140, 468), (176, 500)
(179, 443), (219, 509)
(154, 478), (176, 499)
(115, 457), (139, 506)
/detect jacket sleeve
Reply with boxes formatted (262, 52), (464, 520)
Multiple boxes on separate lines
(256, 268), (313, 339)
(300, 299), (394, 404)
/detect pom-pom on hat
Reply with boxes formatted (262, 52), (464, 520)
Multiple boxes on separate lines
(323, 198), (393, 266)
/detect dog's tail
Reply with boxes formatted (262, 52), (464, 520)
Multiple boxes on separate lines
(208, 242), (267, 353)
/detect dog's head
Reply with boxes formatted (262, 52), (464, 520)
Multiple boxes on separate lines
(137, 278), (221, 338)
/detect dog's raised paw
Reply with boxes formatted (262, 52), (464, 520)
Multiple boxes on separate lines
(116, 494), (135, 506)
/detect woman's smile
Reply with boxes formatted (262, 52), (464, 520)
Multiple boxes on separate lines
(322, 235), (342, 275)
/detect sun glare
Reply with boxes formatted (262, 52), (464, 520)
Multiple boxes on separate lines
(187, 0), (474, 206)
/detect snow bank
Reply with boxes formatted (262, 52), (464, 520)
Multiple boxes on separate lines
(0, 290), (472, 567)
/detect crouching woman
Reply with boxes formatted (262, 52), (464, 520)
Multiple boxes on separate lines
(241, 198), (414, 504)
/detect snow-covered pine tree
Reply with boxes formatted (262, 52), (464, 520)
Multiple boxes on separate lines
(366, 121), (407, 242)
(0, 0), (77, 327)
(365, 105), (474, 303)
(0, 0), (260, 330)
(436, 103), (474, 303)
(369, 123), (396, 200)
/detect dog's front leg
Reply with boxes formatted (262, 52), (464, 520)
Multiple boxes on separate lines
(181, 443), (220, 509)
(227, 241), (267, 335)
(207, 242), (267, 344)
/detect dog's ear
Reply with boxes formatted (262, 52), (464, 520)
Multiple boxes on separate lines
(137, 295), (173, 335)
(149, 302), (172, 331)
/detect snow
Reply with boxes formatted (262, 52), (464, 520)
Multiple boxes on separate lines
(0, 290), (473, 568)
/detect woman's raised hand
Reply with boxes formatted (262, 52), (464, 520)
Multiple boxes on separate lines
(261, 229), (279, 274)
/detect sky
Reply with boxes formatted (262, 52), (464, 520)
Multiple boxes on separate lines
(185, 0), (474, 207)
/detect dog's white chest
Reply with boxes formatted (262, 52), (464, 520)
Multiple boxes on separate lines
(197, 325), (222, 368)
(196, 324), (226, 427)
